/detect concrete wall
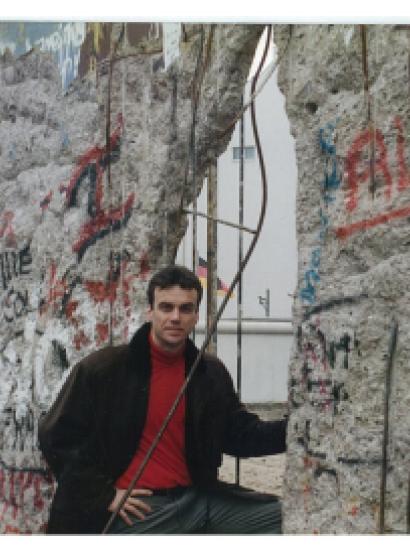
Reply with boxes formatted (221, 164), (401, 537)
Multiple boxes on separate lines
(0, 22), (263, 533)
(275, 24), (410, 534)
(0, 22), (86, 90)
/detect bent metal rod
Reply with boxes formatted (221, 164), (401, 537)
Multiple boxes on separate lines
(102, 25), (272, 534)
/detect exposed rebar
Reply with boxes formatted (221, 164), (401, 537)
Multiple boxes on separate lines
(360, 24), (376, 199)
(183, 208), (256, 234)
(102, 24), (272, 535)
(235, 94), (245, 486)
(379, 319), (398, 534)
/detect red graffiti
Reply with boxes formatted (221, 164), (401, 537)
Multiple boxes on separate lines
(9, 470), (16, 519)
(84, 254), (135, 308)
(63, 114), (136, 261)
(395, 116), (410, 191)
(0, 211), (17, 248)
(46, 262), (68, 307)
(40, 190), (53, 211)
(345, 127), (393, 212)
(5, 524), (20, 534)
(139, 252), (151, 281)
(65, 300), (79, 325)
(40, 262), (68, 316)
(0, 468), (53, 526)
(303, 456), (314, 469)
(336, 204), (410, 239)
(95, 323), (109, 346)
(64, 114), (123, 206)
(336, 117), (410, 239)
(40, 262), (80, 326)
(319, 379), (327, 395)
(84, 279), (117, 305)
(0, 468), (4, 498)
(33, 475), (44, 511)
(72, 193), (135, 259)
(73, 330), (90, 351)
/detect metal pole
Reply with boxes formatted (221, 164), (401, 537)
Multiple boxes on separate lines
(379, 319), (398, 533)
(235, 95), (244, 485)
(191, 194), (197, 344)
(191, 167), (198, 280)
(207, 161), (218, 355)
(266, 288), (270, 317)
(407, 472), (410, 534)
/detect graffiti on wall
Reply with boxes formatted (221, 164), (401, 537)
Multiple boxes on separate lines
(299, 122), (342, 304)
(291, 320), (354, 418)
(62, 113), (135, 262)
(336, 116), (410, 239)
(299, 116), (409, 306)
(0, 22), (86, 90)
(0, 211), (17, 248)
(0, 108), (152, 532)
(0, 244), (32, 325)
(0, 462), (53, 534)
(35, 112), (150, 351)
(291, 287), (396, 527)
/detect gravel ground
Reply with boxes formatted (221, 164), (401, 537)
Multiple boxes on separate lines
(218, 453), (286, 496)
(218, 403), (287, 497)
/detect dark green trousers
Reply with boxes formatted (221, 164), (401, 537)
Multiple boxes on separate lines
(108, 483), (281, 535)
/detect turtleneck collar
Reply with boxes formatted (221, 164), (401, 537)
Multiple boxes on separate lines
(149, 329), (185, 365)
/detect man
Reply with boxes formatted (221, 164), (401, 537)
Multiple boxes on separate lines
(39, 265), (287, 534)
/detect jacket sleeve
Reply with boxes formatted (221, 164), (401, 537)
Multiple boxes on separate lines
(219, 364), (288, 458)
(38, 360), (116, 519)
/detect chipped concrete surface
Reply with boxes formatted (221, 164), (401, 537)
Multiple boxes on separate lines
(0, 23), (263, 533)
(275, 24), (410, 534)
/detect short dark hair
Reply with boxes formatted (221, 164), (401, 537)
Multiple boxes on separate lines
(147, 265), (203, 308)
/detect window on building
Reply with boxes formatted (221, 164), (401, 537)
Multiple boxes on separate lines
(232, 146), (256, 161)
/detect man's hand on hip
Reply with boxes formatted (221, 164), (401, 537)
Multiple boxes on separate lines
(108, 488), (153, 525)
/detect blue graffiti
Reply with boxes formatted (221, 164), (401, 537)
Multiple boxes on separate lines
(60, 129), (70, 150)
(319, 127), (336, 156)
(300, 268), (321, 304)
(300, 122), (341, 305)
(320, 123), (342, 204)
(319, 208), (329, 240)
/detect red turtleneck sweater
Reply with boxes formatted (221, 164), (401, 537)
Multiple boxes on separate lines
(115, 332), (192, 490)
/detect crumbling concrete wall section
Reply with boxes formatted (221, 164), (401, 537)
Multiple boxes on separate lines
(0, 22), (263, 533)
(275, 24), (410, 534)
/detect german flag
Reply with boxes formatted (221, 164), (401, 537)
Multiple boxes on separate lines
(196, 257), (232, 296)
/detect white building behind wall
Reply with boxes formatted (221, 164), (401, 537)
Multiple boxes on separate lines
(177, 38), (298, 404)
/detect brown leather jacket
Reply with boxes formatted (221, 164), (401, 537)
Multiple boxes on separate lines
(38, 322), (287, 534)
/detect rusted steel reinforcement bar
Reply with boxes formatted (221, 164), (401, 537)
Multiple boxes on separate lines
(183, 208), (256, 234)
(235, 94), (245, 486)
(102, 24), (272, 535)
(206, 160), (218, 355)
(106, 24), (125, 346)
(407, 472), (410, 534)
(379, 319), (398, 534)
(359, 24), (376, 199)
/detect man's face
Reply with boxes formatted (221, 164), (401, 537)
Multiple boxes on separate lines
(147, 285), (199, 353)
